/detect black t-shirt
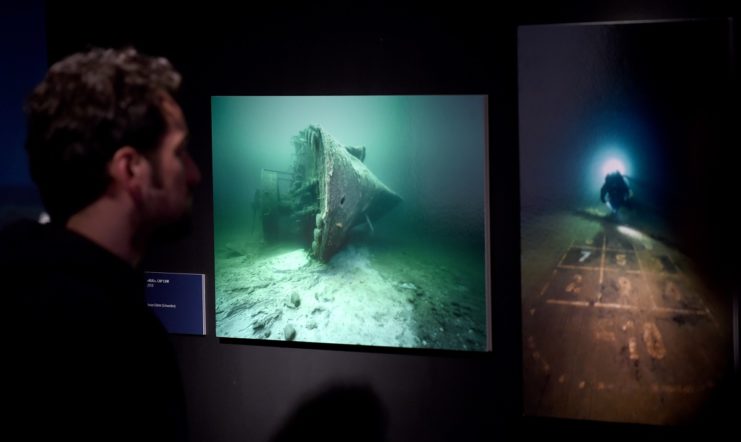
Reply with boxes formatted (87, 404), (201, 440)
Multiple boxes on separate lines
(0, 220), (186, 441)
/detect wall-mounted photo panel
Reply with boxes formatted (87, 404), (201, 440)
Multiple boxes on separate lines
(519, 19), (733, 425)
(212, 95), (490, 351)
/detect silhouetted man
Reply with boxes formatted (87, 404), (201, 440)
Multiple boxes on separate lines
(600, 170), (631, 214)
(1, 48), (200, 441)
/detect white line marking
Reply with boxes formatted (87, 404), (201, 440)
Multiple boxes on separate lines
(599, 233), (606, 284)
(547, 299), (590, 307)
(654, 307), (708, 316)
(546, 299), (710, 316)
(596, 302), (637, 310)
(546, 299), (637, 310)
(557, 264), (642, 273)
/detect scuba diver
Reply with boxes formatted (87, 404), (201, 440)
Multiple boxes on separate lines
(600, 170), (632, 215)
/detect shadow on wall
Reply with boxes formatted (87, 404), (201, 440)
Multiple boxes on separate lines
(270, 384), (388, 442)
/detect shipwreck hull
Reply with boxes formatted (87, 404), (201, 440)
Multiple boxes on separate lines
(292, 125), (401, 262)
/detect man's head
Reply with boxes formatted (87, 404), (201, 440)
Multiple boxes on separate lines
(24, 47), (200, 226)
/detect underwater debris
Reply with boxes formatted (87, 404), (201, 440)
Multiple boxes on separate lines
(284, 324), (296, 341)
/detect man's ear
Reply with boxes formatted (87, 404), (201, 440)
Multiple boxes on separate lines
(108, 146), (147, 197)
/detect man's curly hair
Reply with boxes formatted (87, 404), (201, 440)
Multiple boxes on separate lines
(24, 47), (182, 223)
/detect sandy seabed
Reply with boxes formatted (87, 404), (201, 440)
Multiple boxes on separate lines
(215, 240), (488, 351)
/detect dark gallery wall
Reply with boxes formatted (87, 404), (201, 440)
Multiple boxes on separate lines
(0, 1), (46, 226)
(40, 1), (739, 441)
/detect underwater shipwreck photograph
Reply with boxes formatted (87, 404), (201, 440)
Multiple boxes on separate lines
(519, 20), (733, 425)
(212, 95), (489, 351)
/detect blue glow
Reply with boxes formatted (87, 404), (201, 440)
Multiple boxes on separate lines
(587, 145), (633, 192)
(601, 158), (626, 176)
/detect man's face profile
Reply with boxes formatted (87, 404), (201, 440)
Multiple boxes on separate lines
(141, 94), (201, 237)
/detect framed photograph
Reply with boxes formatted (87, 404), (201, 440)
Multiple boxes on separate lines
(212, 95), (490, 351)
(519, 19), (734, 424)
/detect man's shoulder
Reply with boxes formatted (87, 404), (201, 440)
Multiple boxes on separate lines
(0, 219), (128, 270)
(0, 220), (80, 276)
(2, 221), (77, 305)
(0, 220), (138, 307)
